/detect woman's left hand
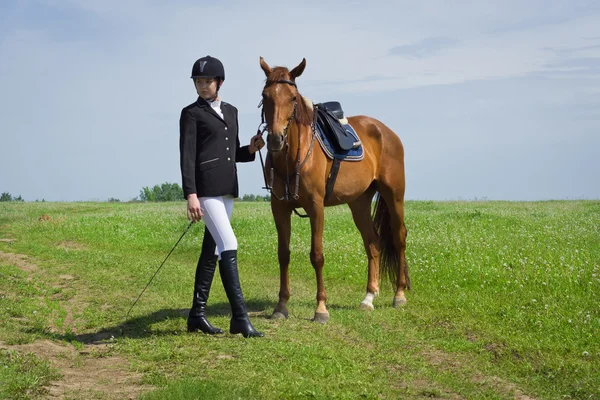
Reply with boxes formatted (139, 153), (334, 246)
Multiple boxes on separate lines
(249, 134), (265, 153)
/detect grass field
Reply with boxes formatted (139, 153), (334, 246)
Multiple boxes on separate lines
(0, 200), (598, 399)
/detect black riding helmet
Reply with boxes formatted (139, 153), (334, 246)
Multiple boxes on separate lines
(191, 55), (225, 81)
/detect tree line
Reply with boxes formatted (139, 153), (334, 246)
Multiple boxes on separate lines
(0, 184), (271, 203)
(138, 183), (270, 202)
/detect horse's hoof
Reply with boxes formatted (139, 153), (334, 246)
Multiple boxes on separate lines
(312, 312), (329, 324)
(393, 297), (407, 307)
(271, 311), (288, 320)
(359, 301), (374, 311)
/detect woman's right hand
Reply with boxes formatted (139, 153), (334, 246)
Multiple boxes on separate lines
(187, 194), (203, 222)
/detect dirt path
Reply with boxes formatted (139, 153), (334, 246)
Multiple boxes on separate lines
(0, 250), (152, 399)
(422, 347), (537, 400)
(0, 339), (149, 399)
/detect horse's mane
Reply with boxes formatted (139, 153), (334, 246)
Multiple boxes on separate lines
(265, 67), (313, 126)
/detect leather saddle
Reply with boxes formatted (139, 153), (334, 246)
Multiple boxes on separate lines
(315, 102), (356, 151)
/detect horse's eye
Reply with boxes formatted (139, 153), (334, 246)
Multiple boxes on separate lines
(292, 96), (297, 102)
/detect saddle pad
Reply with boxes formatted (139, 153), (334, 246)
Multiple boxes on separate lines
(315, 122), (364, 161)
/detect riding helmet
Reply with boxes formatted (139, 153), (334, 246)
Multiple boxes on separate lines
(191, 55), (225, 81)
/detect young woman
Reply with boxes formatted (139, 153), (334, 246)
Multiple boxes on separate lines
(180, 55), (265, 338)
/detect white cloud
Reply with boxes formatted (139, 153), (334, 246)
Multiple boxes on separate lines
(1, 0), (599, 201)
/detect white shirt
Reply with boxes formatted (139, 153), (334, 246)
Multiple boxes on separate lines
(207, 98), (223, 119)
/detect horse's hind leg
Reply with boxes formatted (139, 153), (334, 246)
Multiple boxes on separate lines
(394, 219), (409, 307)
(271, 200), (293, 319)
(348, 189), (380, 311)
(379, 186), (409, 307)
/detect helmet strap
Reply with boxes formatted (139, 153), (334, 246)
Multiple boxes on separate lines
(208, 78), (223, 102)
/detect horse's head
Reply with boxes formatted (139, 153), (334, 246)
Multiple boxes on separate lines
(260, 57), (307, 152)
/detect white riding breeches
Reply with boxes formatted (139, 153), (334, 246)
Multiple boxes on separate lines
(199, 195), (237, 258)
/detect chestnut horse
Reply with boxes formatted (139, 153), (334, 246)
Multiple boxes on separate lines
(259, 57), (410, 323)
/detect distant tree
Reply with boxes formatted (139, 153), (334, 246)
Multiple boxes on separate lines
(241, 194), (256, 202)
(139, 186), (155, 202)
(0, 193), (25, 202)
(108, 198), (120, 202)
(139, 182), (184, 202)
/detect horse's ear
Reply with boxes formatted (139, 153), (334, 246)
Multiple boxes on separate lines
(290, 58), (306, 80)
(260, 57), (272, 77)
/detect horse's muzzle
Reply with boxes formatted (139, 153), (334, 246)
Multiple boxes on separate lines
(267, 134), (284, 152)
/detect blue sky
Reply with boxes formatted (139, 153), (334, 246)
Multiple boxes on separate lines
(1, 0), (599, 201)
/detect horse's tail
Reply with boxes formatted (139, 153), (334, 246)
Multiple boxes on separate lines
(372, 193), (410, 290)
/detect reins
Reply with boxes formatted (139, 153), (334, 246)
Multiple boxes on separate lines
(256, 79), (316, 217)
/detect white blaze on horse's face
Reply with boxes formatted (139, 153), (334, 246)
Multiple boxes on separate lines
(263, 84), (297, 152)
(259, 56), (307, 153)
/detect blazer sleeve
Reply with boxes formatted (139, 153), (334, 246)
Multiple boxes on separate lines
(179, 108), (197, 198)
(234, 108), (256, 163)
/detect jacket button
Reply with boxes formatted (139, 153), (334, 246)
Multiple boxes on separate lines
(226, 147), (230, 151)
(227, 157), (231, 161)
(224, 127), (228, 130)
(225, 137), (229, 140)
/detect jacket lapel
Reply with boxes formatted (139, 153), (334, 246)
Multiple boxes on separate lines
(196, 97), (226, 124)
(221, 103), (235, 127)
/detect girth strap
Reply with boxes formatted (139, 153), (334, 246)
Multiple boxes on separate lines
(324, 159), (342, 201)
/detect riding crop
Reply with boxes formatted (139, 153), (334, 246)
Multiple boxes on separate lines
(121, 220), (194, 336)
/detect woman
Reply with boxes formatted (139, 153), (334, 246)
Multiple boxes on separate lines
(180, 55), (265, 338)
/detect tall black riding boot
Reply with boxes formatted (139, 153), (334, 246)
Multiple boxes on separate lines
(219, 250), (264, 338)
(188, 227), (223, 334)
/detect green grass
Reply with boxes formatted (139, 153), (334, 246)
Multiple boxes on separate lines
(0, 348), (60, 399)
(0, 200), (599, 399)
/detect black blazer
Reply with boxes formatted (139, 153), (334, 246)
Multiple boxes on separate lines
(179, 97), (255, 198)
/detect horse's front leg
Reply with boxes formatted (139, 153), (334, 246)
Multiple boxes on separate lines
(271, 200), (292, 319)
(309, 205), (329, 323)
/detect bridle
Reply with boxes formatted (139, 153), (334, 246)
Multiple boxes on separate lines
(256, 79), (317, 211)
(258, 79), (298, 140)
